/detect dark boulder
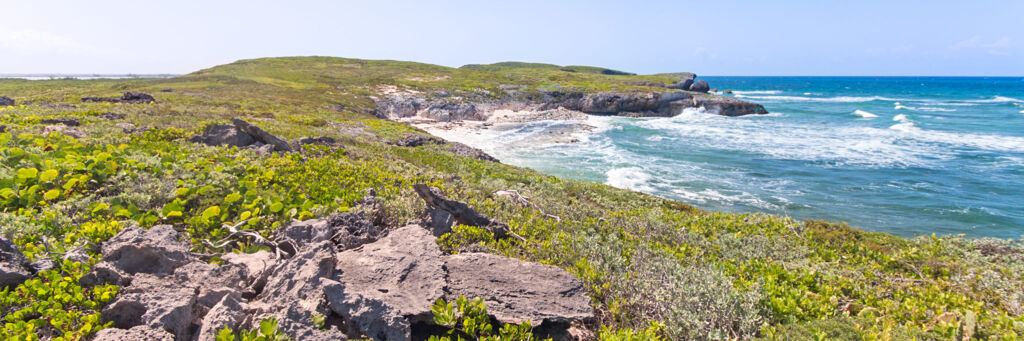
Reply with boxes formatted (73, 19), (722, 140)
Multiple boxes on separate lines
(0, 96), (14, 106)
(40, 118), (80, 126)
(231, 118), (292, 152)
(724, 89), (733, 94)
(1, 238), (32, 288)
(82, 92), (155, 104)
(189, 124), (256, 148)
(666, 73), (697, 90)
(395, 134), (443, 147)
(688, 80), (710, 93)
(120, 92), (156, 103)
(98, 112), (126, 120)
(295, 136), (335, 147)
(448, 142), (499, 162)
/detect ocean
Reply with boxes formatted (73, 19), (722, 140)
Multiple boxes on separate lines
(457, 77), (1024, 239)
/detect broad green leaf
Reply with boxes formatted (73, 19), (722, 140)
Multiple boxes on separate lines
(225, 192), (242, 204)
(39, 169), (59, 182)
(16, 167), (38, 181)
(43, 189), (60, 201)
(202, 206), (222, 221)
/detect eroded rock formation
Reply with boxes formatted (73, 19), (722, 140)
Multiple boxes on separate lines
(82, 205), (592, 340)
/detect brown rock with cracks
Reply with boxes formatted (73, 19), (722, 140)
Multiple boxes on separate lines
(444, 253), (593, 324)
(92, 325), (174, 341)
(326, 224), (446, 341)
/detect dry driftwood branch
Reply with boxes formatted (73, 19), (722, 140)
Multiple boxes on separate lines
(202, 219), (294, 259)
(493, 189), (561, 221)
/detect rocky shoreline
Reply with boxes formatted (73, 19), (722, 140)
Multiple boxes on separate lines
(373, 79), (767, 123)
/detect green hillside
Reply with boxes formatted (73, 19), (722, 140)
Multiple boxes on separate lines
(0, 57), (1021, 340)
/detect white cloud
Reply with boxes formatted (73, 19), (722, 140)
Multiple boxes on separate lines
(949, 36), (1016, 56)
(0, 28), (118, 56)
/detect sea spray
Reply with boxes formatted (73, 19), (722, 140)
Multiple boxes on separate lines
(853, 110), (878, 118)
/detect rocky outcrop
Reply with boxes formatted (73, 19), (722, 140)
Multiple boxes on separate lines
(688, 80), (710, 93)
(231, 118), (292, 152)
(444, 252), (592, 324)
(375, 89), (766, 121)
(449, 142), (500, 162)
(392, 134), (499, 162)
(665, 73), (697, 90)
(82, 194), (592, 340)
(0, 96), (14, 106)
(190, 124), (256, 147)
(394, 134), (443, 147)
(43, 125), (85, 138)
(82, 92), (156, 104)
(189, 119), (298, 152)
(98, 112), (126, 120)
(40, 118), (80, 126)
(0, 238), (32, 288)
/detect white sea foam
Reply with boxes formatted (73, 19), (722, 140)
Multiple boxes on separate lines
(734, 94), (899, 103)
(853, 110), (878, 118)
(671, 188), (782, 210)
(605, 167), (654, 192)
(633, 108), (1024, 168)
(731, 90), (782, 95)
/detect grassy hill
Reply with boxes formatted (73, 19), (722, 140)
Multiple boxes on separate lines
(0, 57), (1022, 340)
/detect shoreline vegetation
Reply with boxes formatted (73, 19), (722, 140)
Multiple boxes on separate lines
(0, 56), (1021, 340)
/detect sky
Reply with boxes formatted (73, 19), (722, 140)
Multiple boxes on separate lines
(1, 0), (1022, 76)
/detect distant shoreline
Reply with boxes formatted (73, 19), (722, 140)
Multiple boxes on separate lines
(0, 74), (179, 80)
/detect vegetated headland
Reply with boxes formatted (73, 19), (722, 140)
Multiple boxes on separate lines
(0, 56), (1021, 340)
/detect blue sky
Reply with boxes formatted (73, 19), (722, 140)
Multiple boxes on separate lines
(1, 0), (1022, 75)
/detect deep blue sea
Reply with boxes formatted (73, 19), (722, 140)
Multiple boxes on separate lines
(464, 77), (1024, 239)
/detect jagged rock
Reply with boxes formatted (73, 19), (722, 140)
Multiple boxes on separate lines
(665, 73), (697, 90)
(195, 293), (246, 341)
(710, 88), (718, 93)
(395, 134), (443, 147)
(189, 124), (256, 148)
(243, 241), (347, 340)
(295, 136), (336, 149)
(688, 80), (710, 93)
(724, 89), (733, 94)
(444, 253), (593, 324)
(102, 274), (197, 340)
(43, 125), (85, 138)
(98, 112), (125, 120)
(120, 92), (156, 103)
(277, 212), (381, 250)
(413, 184), (514, 239)
(221, 250), (276, 288)
(327, 224), (446, 341)
(40, 118), (80, 126)
(251, 143), (274, 156)
(449, 142), (499, 162)
(231, 118), (292, 152)
(423, 208), (455, 237)
(93, 326), (174, 341)
(82, 91), (155, 104)
(0, 237), (32, 288)
(100, 225), (193, 276)
(0, 96), (14, 106)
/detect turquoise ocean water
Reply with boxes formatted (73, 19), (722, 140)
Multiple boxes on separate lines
(475, 77), (1024, 238)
